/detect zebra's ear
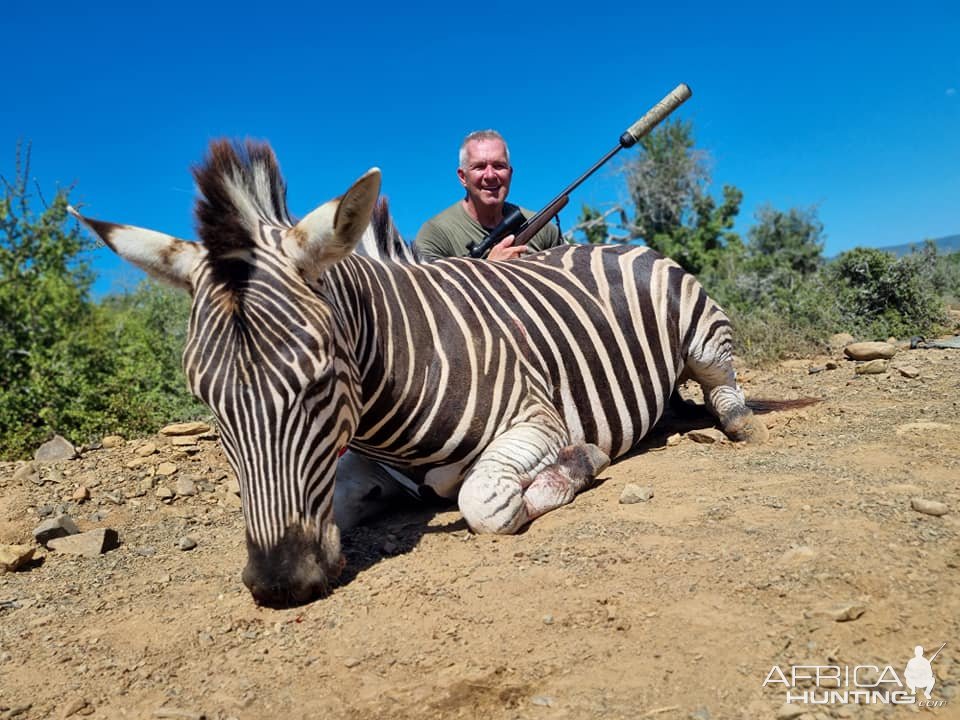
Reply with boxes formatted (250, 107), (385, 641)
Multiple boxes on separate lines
(289, 168), (381, 275)
(68, 206), (202, 292)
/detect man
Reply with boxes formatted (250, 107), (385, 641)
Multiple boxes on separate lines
(414, 130), (565, 261)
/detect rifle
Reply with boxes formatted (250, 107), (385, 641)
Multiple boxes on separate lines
(465, 83), (693, 259)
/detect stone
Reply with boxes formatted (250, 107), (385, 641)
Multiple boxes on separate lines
(911, 497), (949, 517)
(808, 365), (825, 374)
(156, 462), (178, 477)
(825, 602), (867, 622)
(896, 421), (952, 436)
(135, 442), (158, 458)
(60, 697), (90, 718)
(135, 546), (157, 557)
(687, 428), (726, 444)
(13, 461), (40, 486)
(124, 457), (150, 469)
(854, 359), (887, 375)
(666, 433), (682, 447)
(776, 704), (808, 720)
(72, 486), (91, 503)
(897, 365), (920, 378)
(33, 515), (81, 545)
(843, 341), (897, 361)
(170, 436), (198, 447)
(825, 361), (839, 370)
(175, 477), (197, 497)
(177, 536), (197, 551)
(47, 528), (119, 558)
(780, 545), (817, 564)
(0, 544), (35, 573)
(34, 435), (77, 463)
(828, 333), (855, 352)
(160, 421), (212, 436)
(156, 486), (175, 500)
(619, 484), (654, 504)
(101, 435), (125, 449)
(530, 696), (554, 707)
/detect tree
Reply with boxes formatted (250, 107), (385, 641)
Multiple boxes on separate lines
(575, 120), (744, 278)
(0, 143), (101, 456)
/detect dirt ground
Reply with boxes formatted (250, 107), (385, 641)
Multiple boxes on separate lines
(1, 342), (958, 720)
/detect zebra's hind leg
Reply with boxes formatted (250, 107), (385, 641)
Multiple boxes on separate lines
(457, 421), (609, 535)
(684, 334), (769, 444)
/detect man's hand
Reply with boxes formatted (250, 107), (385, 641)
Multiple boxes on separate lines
(488, 234), (528, 261)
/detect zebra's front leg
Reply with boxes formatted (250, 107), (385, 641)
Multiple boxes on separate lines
(457, 422), (610, 535)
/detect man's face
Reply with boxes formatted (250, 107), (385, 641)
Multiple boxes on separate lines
(458, 138), (512, 211)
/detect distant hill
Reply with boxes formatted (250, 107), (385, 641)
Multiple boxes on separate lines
(877, 234), (960, 257)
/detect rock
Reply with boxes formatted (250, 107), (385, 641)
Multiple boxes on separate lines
(687, 428), (726, 444)
(0, 544), (35, 573)
(666, 433), (682, 447)
(825, 361), (839, 370)
(33, 515), (81, 545)
(124, 457), (150, 469)
(896, 421), (952, 436)
(619, 484), (654, 504)
(780, 545), (817, 564)
(828, 332), (855, 352)
(72, 485), (91, 503)
(911, 497), (949, 517)
(808, 365), (825, 374)
(135, 442), (158, 458)
(156, 486), (175, 500)
(897, 365), (920, 378)
(101, 435), (125, 449)
(135, 546), (157, 557)
(776, 704), (808, 720)
(13, 461), (40, 486)
(175, 477), (197, 497)
(530, 696), (554, 707)
(542, 614), (554, 625)
(343, 657), (362, 668)
(177, 536), (197, 551)
(47, 528), (119, 558)
(160, 421), (212, 436)
(60, 697), (90, 718)
(170, 436), (198, 447)
(102, 491), (125, 505)
(854, 359), (887, 375)
(34, 435), (77, 463)
(156, 462), (178, 477)
(832, 603), (867, 621)
(844, 341), (897, 360)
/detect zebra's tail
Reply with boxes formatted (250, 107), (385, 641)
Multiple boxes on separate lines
(747, 397), (821, 414)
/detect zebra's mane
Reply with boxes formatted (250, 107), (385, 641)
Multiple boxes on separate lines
(361, 197), (420, 263)
(193, 138), (418, 265)
(193, 139), (293, 260)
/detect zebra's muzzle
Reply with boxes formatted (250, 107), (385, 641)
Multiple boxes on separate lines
(241, 522), (343, 607)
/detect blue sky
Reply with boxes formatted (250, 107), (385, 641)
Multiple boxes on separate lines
(3, 1), (957, 295)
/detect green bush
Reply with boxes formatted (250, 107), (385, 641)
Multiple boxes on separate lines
(0, 146), (201, 459)
(827, 247), (946, 339)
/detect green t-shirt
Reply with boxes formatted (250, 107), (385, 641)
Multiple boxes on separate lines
(414, 201), (565, 261)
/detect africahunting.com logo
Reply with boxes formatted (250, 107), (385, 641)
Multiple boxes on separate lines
(763, 643), (948, 707)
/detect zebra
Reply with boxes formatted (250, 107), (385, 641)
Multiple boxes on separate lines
(72, 140), (773, 606)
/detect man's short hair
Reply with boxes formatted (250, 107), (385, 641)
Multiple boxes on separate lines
(459, 130), (511, 169)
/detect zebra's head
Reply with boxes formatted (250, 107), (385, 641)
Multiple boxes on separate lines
(72, 140), (385, 606)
